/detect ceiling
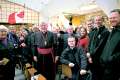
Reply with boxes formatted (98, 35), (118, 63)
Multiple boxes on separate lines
(7, 0), (120, 20)
(8, 0), (95, 11)
(8, 0), (101, 16)
(8, 0), (51, 11)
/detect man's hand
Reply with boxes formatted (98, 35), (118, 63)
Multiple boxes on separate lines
(69, 63), (75, 67)
(55, 56), (59, 63)
(86, 52), (91, 58)
(33, 56), (37, 62)
(80, 69), (87, 75)
(88, 57), (93, 63)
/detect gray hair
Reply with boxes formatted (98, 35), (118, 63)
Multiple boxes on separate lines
(0, 25), (9, 32)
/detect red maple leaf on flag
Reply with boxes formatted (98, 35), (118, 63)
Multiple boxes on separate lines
(8, 11), (24, 24)
(17, 11), (24, 18)
(8, 12), (16, 24)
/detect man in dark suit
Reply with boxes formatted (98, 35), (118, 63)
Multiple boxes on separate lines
(87, 15), (110, 80)
(100, 9), (120, 80)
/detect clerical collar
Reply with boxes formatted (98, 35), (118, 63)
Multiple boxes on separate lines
(95, 25), (104, 29)
(42, 31), (47, 35)
(70, 47), (75, 49)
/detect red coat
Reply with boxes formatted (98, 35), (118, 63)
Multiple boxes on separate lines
(77, 36), (89, 52)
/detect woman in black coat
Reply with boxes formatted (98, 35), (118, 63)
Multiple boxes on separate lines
(0, 25), (16, 80)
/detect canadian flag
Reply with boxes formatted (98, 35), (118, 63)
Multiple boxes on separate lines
(8, 11), (24, 24)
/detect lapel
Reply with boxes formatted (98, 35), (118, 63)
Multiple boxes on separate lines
(106, 29), (120, 53)
(101, 27), (120, 62)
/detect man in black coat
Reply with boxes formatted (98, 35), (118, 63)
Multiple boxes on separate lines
(100, 9), (120, 80)
(87, 15), (110, 80)
(60, 36), (87, 80)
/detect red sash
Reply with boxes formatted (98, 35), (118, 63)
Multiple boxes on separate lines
(37, 48), (52, 55)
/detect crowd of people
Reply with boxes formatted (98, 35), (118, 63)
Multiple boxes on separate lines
(0, 9), (120, 80)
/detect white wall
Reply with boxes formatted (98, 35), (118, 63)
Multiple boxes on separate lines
(96, 0), (120, 16)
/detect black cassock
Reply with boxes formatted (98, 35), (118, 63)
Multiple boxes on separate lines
(33, 31), (56, 80)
